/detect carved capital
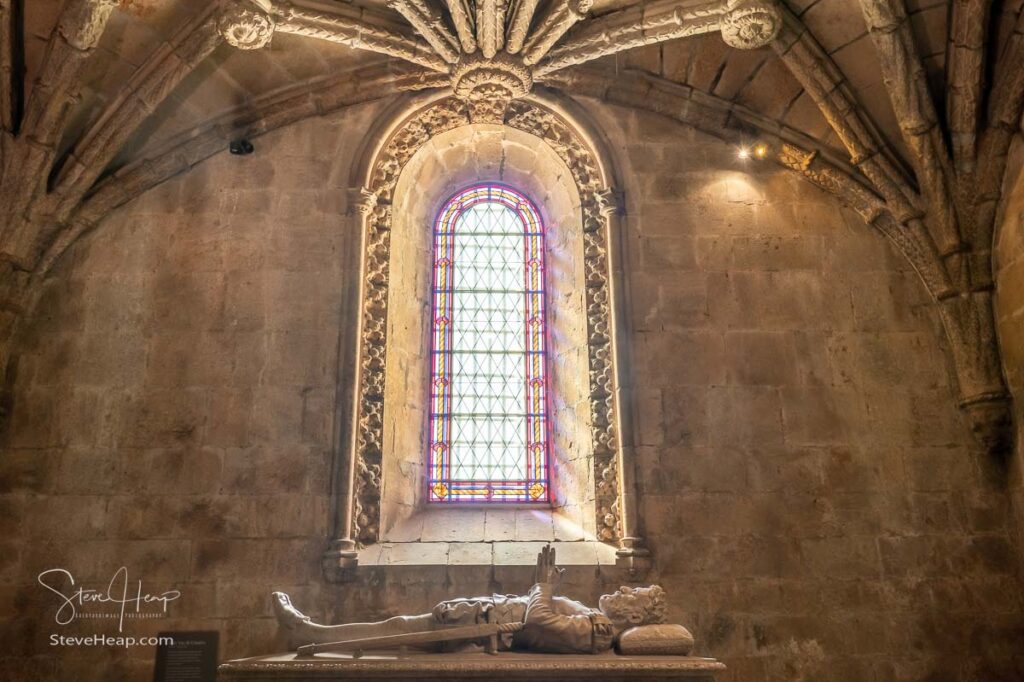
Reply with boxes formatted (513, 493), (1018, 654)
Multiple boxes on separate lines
(595, 188), (623, 216)
(467, 84), (513, 124)
(936, 292), (1014, 457)
(615, 537), (652, 579)
(349, 187), (378, 216)
(321, 539), (360, 583)
(721, 0), (781, 49)
(961, 395), (1014, 457)
(452, 53), (532, 123)
(219, 0), (276, 50)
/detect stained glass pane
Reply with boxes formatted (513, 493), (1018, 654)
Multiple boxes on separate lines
(428, 184), (550, 503)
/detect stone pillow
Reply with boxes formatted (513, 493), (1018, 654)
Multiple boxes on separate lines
(616, 624), (695, 656)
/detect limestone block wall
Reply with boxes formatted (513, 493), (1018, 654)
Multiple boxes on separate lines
(591, 103), (1024, 681)
(996, 135), (1024, 571)
(1, 98), (1022, 681)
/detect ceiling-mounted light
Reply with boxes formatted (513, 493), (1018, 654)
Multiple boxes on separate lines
(229, 139), (254, 155)
(754, 143), (768, 159)
(738, 147), (750, 159)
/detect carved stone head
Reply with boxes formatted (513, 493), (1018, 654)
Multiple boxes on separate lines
(598, 585), (667, 627)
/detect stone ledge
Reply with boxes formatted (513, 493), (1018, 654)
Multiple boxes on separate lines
(382, 507), (596, 544)
(358, 540), (619, 566)
(218, 652), (725, 681)
(352, 506), (618, 567)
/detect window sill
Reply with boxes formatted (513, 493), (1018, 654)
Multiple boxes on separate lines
(358, 540), (618, 566)
(358, 507), (616, 566)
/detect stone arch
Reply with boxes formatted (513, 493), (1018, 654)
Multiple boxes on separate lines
(324, 94), (647, 574)
(382, 126), (590, 535)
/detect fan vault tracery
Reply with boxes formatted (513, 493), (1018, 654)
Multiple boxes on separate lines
(212, 0), (784, 122)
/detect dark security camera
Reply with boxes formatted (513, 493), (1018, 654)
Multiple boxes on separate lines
(229, 139), (254, 155)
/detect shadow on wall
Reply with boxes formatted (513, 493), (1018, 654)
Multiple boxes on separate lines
(994, 136), (1024, 565)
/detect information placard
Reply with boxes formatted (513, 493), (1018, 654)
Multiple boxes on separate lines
(153, 631), (219, 682)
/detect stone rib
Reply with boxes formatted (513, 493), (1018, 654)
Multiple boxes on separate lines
(522, 0), (591, 66)
(0, 0), (116, 266)
(476, 0), (505, 58)
(506, 0), (541, 54)
(38, 65), (438, 277)
(772, 10), (919, 223)
(387, 0), (461, 63)
(536, 0), (723, 77)
(444, 0), (477, 53)
(0, 0), (21, 137)
(971, 7), (1024, 277)
(45, 7), (224, 236)
(859, 0), (962, 265)
(946, 0), (991, 173)
(275, 3), (449, 72)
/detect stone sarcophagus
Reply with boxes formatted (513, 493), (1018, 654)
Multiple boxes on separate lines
(219, 547), (723, 680)
(217, 651), (725, 681)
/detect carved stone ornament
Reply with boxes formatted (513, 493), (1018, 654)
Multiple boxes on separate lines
(465, 84), (513, 124)
(452, 53), (534, 123)
(58, 0), (118, 51)
(720, 0), (781, 49)
(569, 0), (596, 19)
(352, 97), (622, 546)
(218, 0), (276, 50)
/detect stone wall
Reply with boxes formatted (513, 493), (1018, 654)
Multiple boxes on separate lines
(2, 98), (1023, 681)
(996, 134), (1024, 573)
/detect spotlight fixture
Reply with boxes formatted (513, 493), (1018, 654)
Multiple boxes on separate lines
(753, 143), (768, 159)
(229, 139), (254, 155)
(737, 147), (750, 159)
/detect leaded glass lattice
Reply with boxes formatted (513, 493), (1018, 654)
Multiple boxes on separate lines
(428, 184), (550, 503)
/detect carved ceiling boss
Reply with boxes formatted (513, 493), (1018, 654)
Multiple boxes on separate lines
(217, 0), (782, 117)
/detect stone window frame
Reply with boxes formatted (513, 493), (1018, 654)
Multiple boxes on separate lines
(321, 93), (648, 579)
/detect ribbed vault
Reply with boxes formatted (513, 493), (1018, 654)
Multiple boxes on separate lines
(2, 0), (1024, 456)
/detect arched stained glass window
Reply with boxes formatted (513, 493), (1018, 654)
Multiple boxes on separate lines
(428, 184), (550, 503)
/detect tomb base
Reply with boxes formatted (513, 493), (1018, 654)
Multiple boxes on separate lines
(218, 651), (725, 681)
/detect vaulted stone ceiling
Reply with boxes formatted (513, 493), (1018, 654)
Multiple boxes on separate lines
(2, 0), (1024, 454)
(13, 0), (1021, 168)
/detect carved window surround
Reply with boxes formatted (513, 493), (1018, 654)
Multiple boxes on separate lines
(322, 94), (648, 580)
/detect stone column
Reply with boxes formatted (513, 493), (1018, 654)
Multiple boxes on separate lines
(597, 188), (650, 575)
(322, 187), (378, 581)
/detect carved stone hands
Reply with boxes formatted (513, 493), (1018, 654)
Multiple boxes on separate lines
(534, 544), (565, 590)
